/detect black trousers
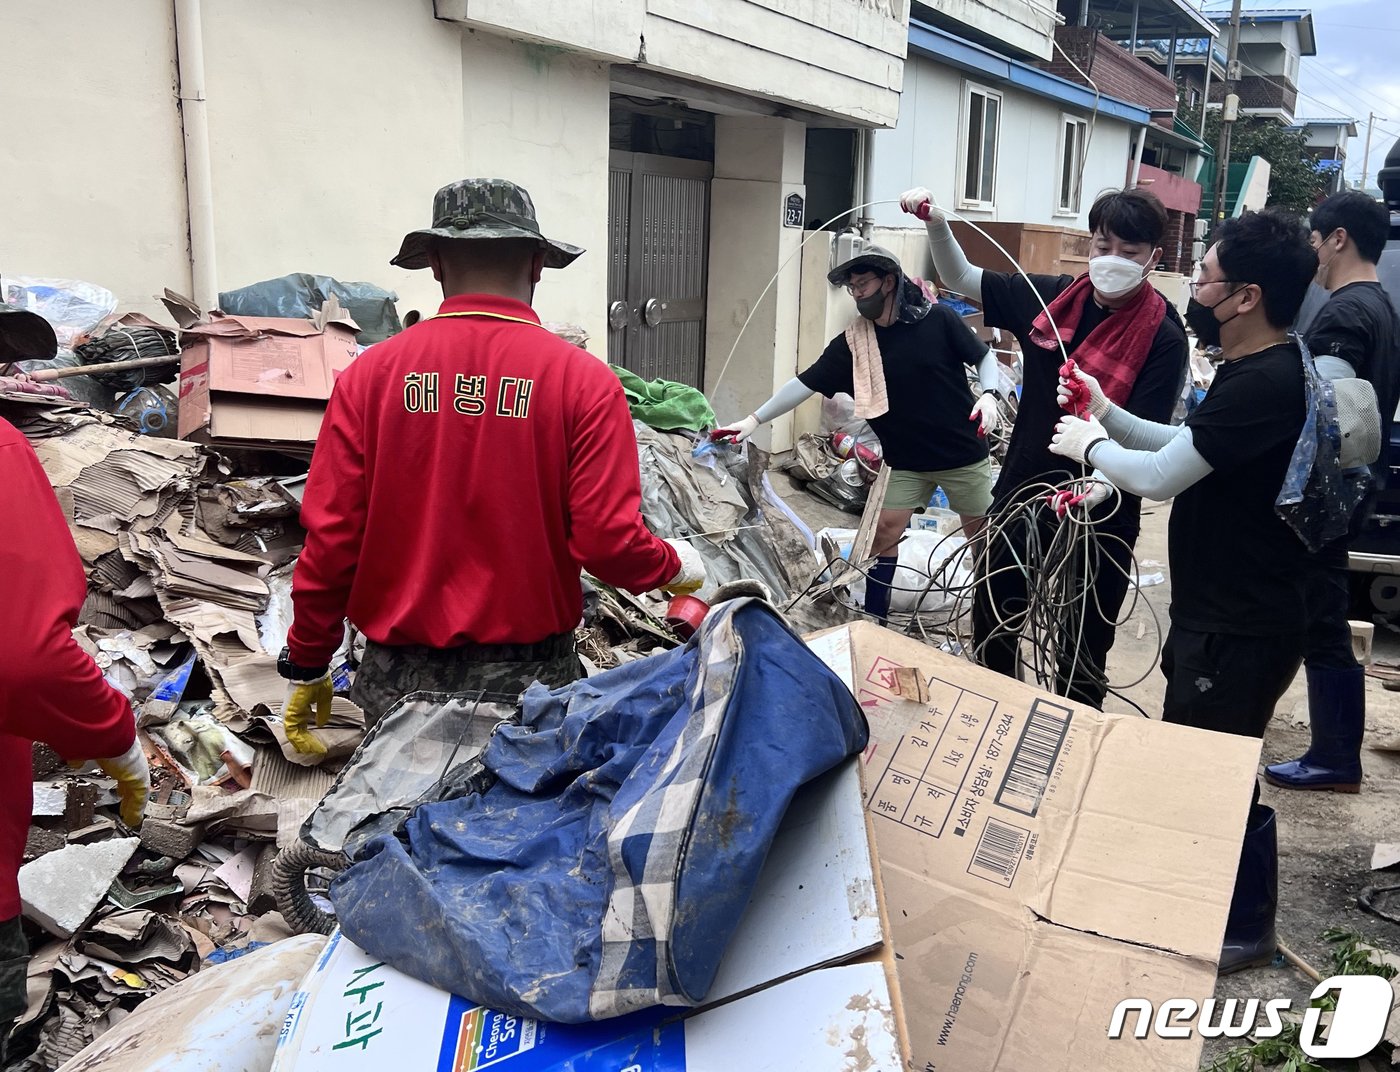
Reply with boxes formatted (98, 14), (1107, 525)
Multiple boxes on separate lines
(1162, 625), (1304, 738)
(1304, 545), (1358, 672)
(0, 914), (27, 1056)
(971, 502), (1136, 709)
(350, 636), (584, 729)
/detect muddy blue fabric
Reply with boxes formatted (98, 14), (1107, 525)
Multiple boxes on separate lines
(329, 598), (866, 1023)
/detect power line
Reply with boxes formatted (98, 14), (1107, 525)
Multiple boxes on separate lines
(1304, 61), (1400, 120)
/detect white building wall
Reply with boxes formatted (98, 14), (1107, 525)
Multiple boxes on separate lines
(435, 0), (910, 126)
(455, 35), (612, 347)
(866, 56), (1137, 234)
(705, 117), (807, 451)
(199, 0), (466, 324)
(922, 0), (1058, 61)
(0, 1), (191, 321)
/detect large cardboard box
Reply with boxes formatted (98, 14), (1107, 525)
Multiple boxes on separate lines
(176, 303), (358, 450)
(806, 623), (1261, 1072)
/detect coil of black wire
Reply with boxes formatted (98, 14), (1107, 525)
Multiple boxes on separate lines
(73, 324), (180, 391)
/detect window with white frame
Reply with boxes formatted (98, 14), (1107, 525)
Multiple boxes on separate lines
(1057, 115), (1089, 214)
(960, 82), (1002, 209)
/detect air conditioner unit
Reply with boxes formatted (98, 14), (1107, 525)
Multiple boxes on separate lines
(1193, 219), (1209, 241)
(1191, 240), (1205, 262)
(831, 232), (864, 274)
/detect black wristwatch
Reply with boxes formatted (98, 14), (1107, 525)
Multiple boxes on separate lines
(983, 388), (1004, 403)
(277, 646), (329, 683)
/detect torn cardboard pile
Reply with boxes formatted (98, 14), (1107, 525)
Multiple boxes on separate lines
(806, 622), (1260, 1072)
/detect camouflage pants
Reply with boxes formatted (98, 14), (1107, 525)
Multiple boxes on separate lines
(0, 914), (27, 1056)
(350, 636), (584, 730)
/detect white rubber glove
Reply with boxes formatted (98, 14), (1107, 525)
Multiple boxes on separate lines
(1047, 480), (1113, 519)
(709, 414), (761, 444)
(969, 392), (1000, 437)
(660, 538), (706, 595)
(898, 187), (945, 226)
(95, 739), (150, 828)
(1055, 365), (1111, 419)
(1049, 414), (1110, 466)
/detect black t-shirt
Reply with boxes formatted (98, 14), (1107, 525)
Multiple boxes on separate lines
(979, 271), (1189, 532)
(1306, 280), (1400, 488)
(1169, 343), (1307, 635)
(798, 303), (991, 471)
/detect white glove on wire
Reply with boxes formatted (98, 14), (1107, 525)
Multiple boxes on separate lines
(1056, 365), (1111, 420)
(661, 538), (707, 595)
(1047, 480), (1113, 519)
(710, 414), (761, 444)
(1049, 414), (1110, 466)
(898, 187), (946, 226)
(969, 392), (1000, 437)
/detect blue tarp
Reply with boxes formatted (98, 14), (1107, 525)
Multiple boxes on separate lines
(330, 599), (867, 1023)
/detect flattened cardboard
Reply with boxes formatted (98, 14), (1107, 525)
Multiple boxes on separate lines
(807, 622), (1261, 1072)
(177, 306), (358, 447)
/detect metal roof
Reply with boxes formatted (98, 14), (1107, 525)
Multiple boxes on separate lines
(1086, 0), (1219, 41)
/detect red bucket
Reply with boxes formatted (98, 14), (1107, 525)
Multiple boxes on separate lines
(665, 594), (710, 639)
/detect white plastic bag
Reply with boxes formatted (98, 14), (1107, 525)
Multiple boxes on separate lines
(815, 526), (973, 614)
(2, 275), (117, 350)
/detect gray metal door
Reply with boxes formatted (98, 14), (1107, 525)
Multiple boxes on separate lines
(607, 151), (711, 386)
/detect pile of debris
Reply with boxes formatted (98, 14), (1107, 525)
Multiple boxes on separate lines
(2, 383), (820, 1070)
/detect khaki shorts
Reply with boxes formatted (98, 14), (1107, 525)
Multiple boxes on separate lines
(883, 457), (994, 516)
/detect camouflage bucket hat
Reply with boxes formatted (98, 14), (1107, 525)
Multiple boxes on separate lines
(391, 178), (584, 271)
(0, 302), (58, 362)
(826, 242), (903, 286)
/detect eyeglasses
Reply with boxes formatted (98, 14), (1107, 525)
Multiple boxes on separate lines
(845, 277), (885, 299)
(1188, 278), (1240, 293)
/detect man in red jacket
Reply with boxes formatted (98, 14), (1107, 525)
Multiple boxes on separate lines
(0, 306), (150, 1044)
(279, 179), (704, 751)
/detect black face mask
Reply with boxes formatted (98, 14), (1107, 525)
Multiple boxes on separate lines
(855, 284), (891, 321)
(1184, 287), (1244, 349)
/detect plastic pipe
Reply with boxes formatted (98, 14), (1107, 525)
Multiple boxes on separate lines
(174, 0), (218, 312)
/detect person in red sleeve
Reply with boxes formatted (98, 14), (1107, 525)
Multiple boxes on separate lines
(279, 179), (704, 752)
(0, 305), (150, 1045)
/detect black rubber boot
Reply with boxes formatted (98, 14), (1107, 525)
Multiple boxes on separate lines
(1263, 665), (1364, 792)
(1218, 803), (1278, 975)
(863, 556), (898, 625)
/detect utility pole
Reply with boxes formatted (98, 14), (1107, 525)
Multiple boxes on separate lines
(1211, 0), (1243, 232)
(1361, 111), (1377, 191)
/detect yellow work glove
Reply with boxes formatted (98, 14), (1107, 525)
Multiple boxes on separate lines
(282, 675), (334, 757)
(659, 538), (706, 596)
(94, 739), (150, 828)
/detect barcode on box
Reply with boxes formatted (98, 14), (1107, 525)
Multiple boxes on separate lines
(995, 700), (1072, 817)
(968, 818), (1029, 887)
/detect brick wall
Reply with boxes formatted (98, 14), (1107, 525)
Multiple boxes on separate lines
(1160, 209), (1195, 274)
(1036, 27), (1180, 112)
(1208, 74), (1297, 116)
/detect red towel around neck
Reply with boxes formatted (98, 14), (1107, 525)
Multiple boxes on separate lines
(1028, 274), (1166, 405)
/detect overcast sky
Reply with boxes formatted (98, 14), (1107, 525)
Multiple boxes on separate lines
(1197, 0), (1400, 189)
